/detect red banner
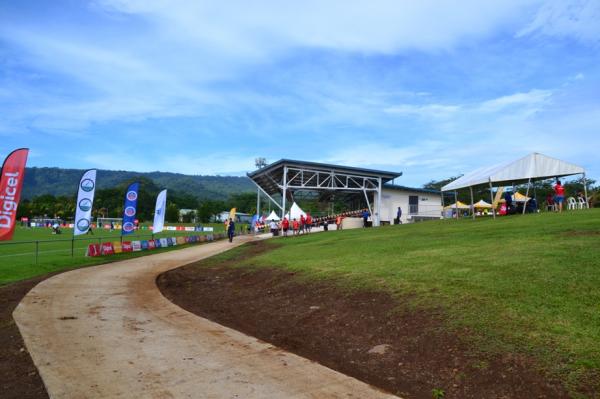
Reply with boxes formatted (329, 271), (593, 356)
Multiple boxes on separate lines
(86, 244), (101, 257)
(122, 241), (133, 252)
(100, 242), (115, 256)
(0, 148), (29, 241)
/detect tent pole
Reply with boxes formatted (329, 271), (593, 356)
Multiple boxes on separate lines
(281, 166), (287, 219)
(583, 172), (589, 209)
(469, 186), (475, 220)
(489, 179), (496, 220)
(375, 177), (382, 227)
(256, 188), (260, 219)
(454, 191), (458, 220)
(522, 177), (531, 215)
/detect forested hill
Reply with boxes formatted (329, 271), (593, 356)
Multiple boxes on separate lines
(22, 167), (255, 200)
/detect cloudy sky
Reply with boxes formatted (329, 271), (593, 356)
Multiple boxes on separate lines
(1, 0), (599, 186)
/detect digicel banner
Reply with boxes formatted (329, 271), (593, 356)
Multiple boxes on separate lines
(0, 148), (29, 241)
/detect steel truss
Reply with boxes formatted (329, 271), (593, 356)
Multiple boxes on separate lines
(252, 165), (383, 226)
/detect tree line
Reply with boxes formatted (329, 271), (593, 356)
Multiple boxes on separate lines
(17, 176), (259, 224)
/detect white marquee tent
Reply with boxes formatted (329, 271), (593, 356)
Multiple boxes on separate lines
(441, 153), (588, 218)
(266, 210), (280, 221)
(284, 202), (306, 220)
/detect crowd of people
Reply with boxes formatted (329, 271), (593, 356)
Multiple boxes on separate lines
(254, 208), (372, 237)
(499, 180), (588, 216)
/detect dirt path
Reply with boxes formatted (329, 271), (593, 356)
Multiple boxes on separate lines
(13, 236), (399, 399)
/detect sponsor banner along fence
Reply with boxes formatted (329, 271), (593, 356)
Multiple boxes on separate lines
(0, 148), (29, 241)
(122, 182), (139, 235)
(85, 232), (228, 257)
(26, 223), (216, 233)
(74, 169), (97, 236)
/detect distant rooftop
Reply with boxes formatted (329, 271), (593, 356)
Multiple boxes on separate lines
(383, 184), (441, 195)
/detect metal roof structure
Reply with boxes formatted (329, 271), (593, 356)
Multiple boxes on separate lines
(247, 159), (402, 226)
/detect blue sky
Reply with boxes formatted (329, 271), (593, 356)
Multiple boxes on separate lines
(1, 0), (599, 186)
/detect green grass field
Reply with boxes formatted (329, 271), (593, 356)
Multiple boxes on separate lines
(0, 223), (227, 284)
(223, 209), (600, 394)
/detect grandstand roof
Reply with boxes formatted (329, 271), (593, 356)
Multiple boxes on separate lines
(248, 159), (402, 196)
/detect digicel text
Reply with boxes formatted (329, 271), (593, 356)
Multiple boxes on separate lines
(0, 171), (20, 228)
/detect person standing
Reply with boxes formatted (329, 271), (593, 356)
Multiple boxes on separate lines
(292, 218), (299, 236)
(227, 218), (236, 242)
(282, 217), (289, 237)
(305, 213), (313, 233)
(554, 180), (565, 213)
(299, 214), (306, 235)
(396, 206), (403, 224)
(269, 219), (279, 236)
(362, 209), (370, 228)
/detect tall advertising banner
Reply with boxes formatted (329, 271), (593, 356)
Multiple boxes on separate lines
(153, 189), (167, 234)
(121, 182), (139, 235)
(0, 148), (29, 241)
(73, 169), (97, 236)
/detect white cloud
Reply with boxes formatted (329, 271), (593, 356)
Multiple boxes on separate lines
(478, 89), (552, 113)
(517, 0), (600, 41)
(97, 0), (540, 54)
(383, 89), (552, 123)
(384, 104), (461, 118)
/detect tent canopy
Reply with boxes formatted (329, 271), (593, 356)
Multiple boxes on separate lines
(441, 153), (585, 191)
(266, 210), (280, 221)
(443, 201), (470, 210)
(473, 199), (492, 208)
(284, 202), (306, 220)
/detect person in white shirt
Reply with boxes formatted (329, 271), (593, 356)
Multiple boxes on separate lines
(269, 220), (279, 236)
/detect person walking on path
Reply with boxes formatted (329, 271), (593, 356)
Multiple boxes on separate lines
(305, 213), (313, 233)
(292, 218), (299, 236)
(554, 180), (565, 213)
(396, 206), (402, 224)
(227, 218), (236, 242)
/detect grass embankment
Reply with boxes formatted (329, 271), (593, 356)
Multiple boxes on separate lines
(228, 210), (600, 394)
(0, 224), (225, 285)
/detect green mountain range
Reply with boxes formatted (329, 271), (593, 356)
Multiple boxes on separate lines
(22, 167), (256, 200)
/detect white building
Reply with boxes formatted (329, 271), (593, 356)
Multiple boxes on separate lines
(375, 184), (442, 224)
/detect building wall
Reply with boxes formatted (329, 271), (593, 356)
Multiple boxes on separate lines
(375, 188), (442, 224)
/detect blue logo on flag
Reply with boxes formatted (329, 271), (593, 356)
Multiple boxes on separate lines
(121, 182), (139, 236)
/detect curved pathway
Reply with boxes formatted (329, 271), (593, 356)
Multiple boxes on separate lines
(14, 236), (399, 399)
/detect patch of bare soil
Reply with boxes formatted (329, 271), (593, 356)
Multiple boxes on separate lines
(0, 277), (49, 399)
(158, 241), (571, 399)
(563, 230), (600, 237)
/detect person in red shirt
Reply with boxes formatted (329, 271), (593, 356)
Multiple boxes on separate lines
(554, 180), (565, 212)
(281, 217), (290, 237)
(305, 213), (312, 233)
(299, 214), (306, 234)
(292, 218), (299, 235)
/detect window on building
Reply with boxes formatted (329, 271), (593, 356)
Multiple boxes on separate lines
(409, 195), (419, 214)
